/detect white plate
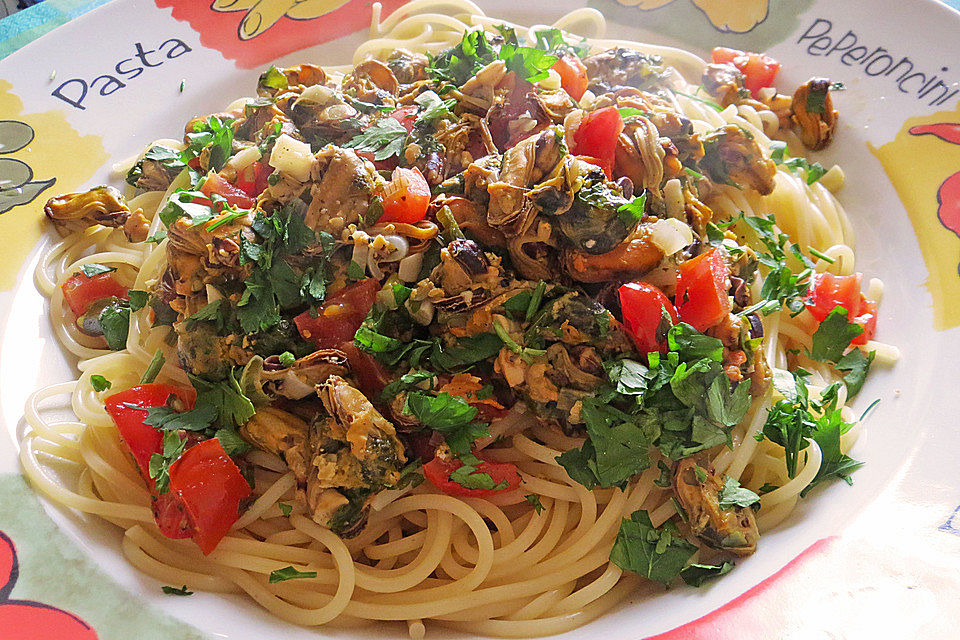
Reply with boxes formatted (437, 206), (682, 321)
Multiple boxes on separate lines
(1, 1), (960, 638)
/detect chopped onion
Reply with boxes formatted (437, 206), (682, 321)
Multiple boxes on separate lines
(398, 252), (423, 282)
(663, 178), (684, 220)
(819, 165), (845, 193)
(268, 134), (313, 182)
(279, 370), (315, 400)
(538, 68), (562, 91)
(351, 239), (370, 274)
(227, 146), (262, 173)
(367, 251), (384, 280)
(376, 286), (398, 310)
(205, 284), (224, 303)
(297, 84), (334, 105)
(407, 299), (434, 325)
(648, 218), (693, 256)
(379, 235), (409, 262)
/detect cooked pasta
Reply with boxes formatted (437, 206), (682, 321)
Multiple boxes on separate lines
(20, 1), (897, 637)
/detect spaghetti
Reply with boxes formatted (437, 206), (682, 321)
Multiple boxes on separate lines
(20, 1), (897, 637)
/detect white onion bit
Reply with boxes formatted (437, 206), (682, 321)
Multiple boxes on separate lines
(398, 253), (423, 282)
(648, 218), (693, 256)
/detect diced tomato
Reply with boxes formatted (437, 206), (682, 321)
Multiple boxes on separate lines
(618, 282), (679, 354)
(675, 248), (731, 331)
(424, 454), (520, 498)
(104, 384), (197, 478)
(294, 278), (380, 350)
(711, 47), (781, 98)
(389, 106), (419, 133)
(152, 492), (195, 540)
(339, 341), (393, 399)
(236, 161), (271, 198)
(200, 172), (255, 210)
(572, 106), (624, 179)
(168, 438), (251, 554)
(61, 272), (129, 316)
(380, 167), (431, 224)
(804, 272), (863, 322)
(852, 297), (877, 345)
(805, 272), (877, 345)
(552, 54), (589, 101)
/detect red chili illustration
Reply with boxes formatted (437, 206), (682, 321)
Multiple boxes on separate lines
(0, 530), (98, 640)
(910, 124), (960, 244)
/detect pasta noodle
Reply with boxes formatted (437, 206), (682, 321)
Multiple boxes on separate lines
(19, 1), (897, 637)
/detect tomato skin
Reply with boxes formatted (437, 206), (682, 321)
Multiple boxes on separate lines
(168, 438), (252, 555)
(152, 492), (195, 540)
(104, 384), (197, 478)
(424, 455), (520, 498)
(200, 172), (255, 209)
(380, 167), (431, 224)
(552, 54), (589, 101)
(339, 341), (393, 398)
(571, 106), (624, 179)
(711, 47), (781, 98)
(852, 297), (877, 345)
(61, 272), (129, 316)
(675, 248), (732, 331)
(618, 282), (679, 354)
(805, 272), (876, 345)
(294, 278), (380, 350)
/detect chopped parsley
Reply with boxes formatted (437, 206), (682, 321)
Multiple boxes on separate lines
(148, 431), (186, 494)
(808, 307), (875, 397)
(344, 118), (407, 161)
(161, 585), (193, 596)
(142, 369), (255, 435)
(680, 562), (735, 587)
(449, 459), (508, 491)
(532, 27), (591, 59)
(184, 115), (234, 173)
(90, 375), (112, 392)
(557, 323), (752, 489)
(126, 145), (185, 188)
(524, 494), (545, 514)
(414, 90), (456, 127)
(140, 349), (166, 384)
(809, 307), (862, 361)
(736, 214), (815, 317)
(770, 141), (826, 185)
(717, 476), (760, 510)
(215, 427), (252, 456)
(259, 66), (288, 91)
(278, 502), (293, 516)
(404, 391), (488, 455)
(158, 190), (218, 228)
(80, 263), (115, 277)
(99, 300), (131, 350)
(268, 566), (317, 583)
(609, 510), (697, 584)
(760, 372), (863, 492)
(428, 26), (558, 86)
(128, 289), (150, 312)
(236, 204), (322, 334)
